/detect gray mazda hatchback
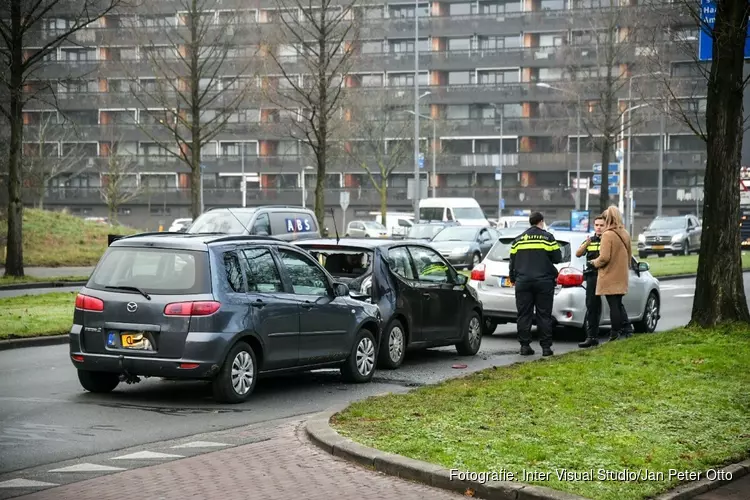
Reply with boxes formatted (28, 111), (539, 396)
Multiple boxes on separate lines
(70, 233), (381, 403)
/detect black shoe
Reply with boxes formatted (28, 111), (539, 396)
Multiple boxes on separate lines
(520, 345), (535, 356)
(578, 337), (599, 348)
(623, 324), (634, 336)
(542, 347), (554, 357)
(609, 331), (621, 341)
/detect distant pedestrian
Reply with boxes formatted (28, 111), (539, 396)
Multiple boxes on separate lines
(509, 211), (562, 357)
(589, 206), (632, 341)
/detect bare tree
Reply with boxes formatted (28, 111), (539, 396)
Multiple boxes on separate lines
(124, 0), (257, 218)
(23, 113), (86, 208)
(99, 141), (144, 224)
(263, 0), (359, 229)
(0, 0), (124, 276)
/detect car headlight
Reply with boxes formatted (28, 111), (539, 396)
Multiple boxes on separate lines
(671, 233), (684, 242)
(360, 276), (372, 295)
(452, 246), (470, 254)
(638, 234), (645, 242)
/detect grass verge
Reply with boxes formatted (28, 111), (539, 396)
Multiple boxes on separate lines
(333, 326), (750, 500)
(0, 209), (137, 267)
(0, 292), (75, 340)
(0, 275), (88, 286)
(645, 253), (750, 277)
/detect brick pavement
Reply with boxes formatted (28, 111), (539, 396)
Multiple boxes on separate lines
(15, 421), (462, 500)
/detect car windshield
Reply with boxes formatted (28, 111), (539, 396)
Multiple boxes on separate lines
(453, 207), (485, 219)
(487, 238), (515, 261)
(432, 227), (478, 242)
(88, 248), (210, 294)
(364, 221), (386, 230)
(408, 224), (444, 239)
(187, 210), (255, 234)
(648, 217), (686, 230)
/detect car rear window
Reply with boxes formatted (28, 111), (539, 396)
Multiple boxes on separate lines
(297, 246), (372, 279)
(188, 210), (254, 234)
(88, 248), (210, 294)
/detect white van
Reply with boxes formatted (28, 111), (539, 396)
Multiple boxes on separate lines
(419, 198), (489, 227)
(371, 212), (414, 237)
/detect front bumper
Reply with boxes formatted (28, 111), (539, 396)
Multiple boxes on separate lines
(638, 241), (685, 254)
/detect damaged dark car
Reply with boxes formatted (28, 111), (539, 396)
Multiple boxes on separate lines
(295, 238), (483, 369)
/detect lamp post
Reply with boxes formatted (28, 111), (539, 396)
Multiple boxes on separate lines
(240, 143), (246, 207)
(412, 0), (421, 220)
(406, 106), (436, 198)
(536, 83), (581, 210)
(621, 103), (649, 234)
(301, 165), (313, 208)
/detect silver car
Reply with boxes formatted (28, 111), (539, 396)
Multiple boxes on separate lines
(345, 221), (389, 238)
(637, 215), (702, 257)
(468, 230), (661, 336)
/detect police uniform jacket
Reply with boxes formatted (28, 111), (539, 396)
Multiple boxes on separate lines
(509, 226), (563, 284)
(580, 235), (601, 276)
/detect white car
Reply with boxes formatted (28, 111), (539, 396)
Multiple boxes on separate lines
(168, 218), (193, 232)
(468, 230), (661, 336)
(345, 220), (388, 238)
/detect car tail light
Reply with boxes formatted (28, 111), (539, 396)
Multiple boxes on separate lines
(164, 301), (221, 316)
(556, 267), (584, 287)
(75, 294), (104, 312)
(470, 263), (486, 281)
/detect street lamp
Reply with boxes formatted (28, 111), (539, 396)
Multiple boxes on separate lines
(536, 82), (582, 210)
(412, 0), (422, 220)
(489, 103), (505, 218)
(300, 165), (314, 208)
(405, 106), (436, 198)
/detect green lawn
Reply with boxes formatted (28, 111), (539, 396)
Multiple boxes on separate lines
(0, 209), (137, 267)
(0, 292), (75, 340)
(333, 326), (750, 500)
(0, 275), (88, 286)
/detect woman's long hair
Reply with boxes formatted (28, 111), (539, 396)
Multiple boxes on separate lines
(602, 205), (624, 229)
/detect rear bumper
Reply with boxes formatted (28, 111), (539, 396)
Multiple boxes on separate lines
(69, 326), (228, 379)
(443, 253), (473, 269)
(473, 285), (588, 329)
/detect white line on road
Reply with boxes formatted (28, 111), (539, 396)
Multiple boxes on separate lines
(0, 479), (58, 488)
(48, 463), (126, 473)
(674, 294), (695, 298)
(172, 441), (230, 449)
(111, 451), (183, 460)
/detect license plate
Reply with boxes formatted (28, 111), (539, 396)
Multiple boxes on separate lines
(500, 277), (514, 288)
(120, 332), (153, 350)
(652, 245), (665, 250)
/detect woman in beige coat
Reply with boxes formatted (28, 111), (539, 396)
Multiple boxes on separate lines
(589, 206), (632, 340)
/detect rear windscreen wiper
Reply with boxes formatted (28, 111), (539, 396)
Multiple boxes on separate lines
(105, 285), (151, 300)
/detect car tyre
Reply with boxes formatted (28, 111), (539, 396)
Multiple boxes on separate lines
(470, 252), (481, 270)
(77, 370), (120, 393)
(634, 292), (660, 333)
(482, 318), (498, 336)
(378, 319), (406, 369)
(341, 328), (377, 383)
(456, 311), (482, 356)
(638, 252), (647, 259)
(212, 341), (258, 404)
(683, 241), (690, 256)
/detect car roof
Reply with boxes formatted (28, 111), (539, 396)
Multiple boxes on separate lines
(203, 206), (314, 214)
(294, 238), (430, 249)
(109, 232), (288, 251)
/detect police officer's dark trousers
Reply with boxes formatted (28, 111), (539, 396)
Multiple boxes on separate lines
(584, 273), (601, 337)
(515, 280), (555, 348)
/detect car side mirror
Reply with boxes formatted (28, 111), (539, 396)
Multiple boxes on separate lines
(333, 282), (350, 297)
(637, 262), (650, 273)
(455, 274), (468, 286)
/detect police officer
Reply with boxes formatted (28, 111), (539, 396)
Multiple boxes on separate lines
(509, 212), (562, 356)
(575, 215), (633, 348)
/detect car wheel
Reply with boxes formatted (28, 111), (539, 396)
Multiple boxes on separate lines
(658, 253), (666, 258)
(212, 341), (257, 404)
(378, 319), (406, 369)
(345, 233), (349, 237)
(470, 252), (481, 269)
(77, 370), (120, 393)
(683, 241), (690, 256)
(482, 318), (497, 336)
(634, 292), (660, 333)
(341, 328), (377, 383)
(365, 234), (371, 238)
(638, 252), (647, 259)
(456, 311), (482, 356)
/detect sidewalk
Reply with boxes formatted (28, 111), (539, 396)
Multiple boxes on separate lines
(15, 420), (462, 500)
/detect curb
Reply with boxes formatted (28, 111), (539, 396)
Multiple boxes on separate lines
(0, 335), (69, 351)
(305, 405), (587, 500)
(0, 280), (87, 291)
(655, 459), (750, 500)
(655, 269), (750, 282)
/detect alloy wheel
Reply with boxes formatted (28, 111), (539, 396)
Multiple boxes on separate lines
(388, 326), (404, 362)
(356, 337), (376, 376)
(231, 351), (254, 395)
(468, 316), (481, 349)
(645, 295), (659, 331)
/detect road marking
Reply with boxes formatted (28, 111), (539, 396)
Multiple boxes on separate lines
(0, 479), (58, 488)
(660, 284), (696, 290)
(111, 451), (183, 460)
(49, 463), (126, 473)
(674, 294), (695, 298)
(172, 441), (230, 449)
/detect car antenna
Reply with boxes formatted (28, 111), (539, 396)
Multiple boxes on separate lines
(225, 208), (253, 234)
(330, 207), (340, 245)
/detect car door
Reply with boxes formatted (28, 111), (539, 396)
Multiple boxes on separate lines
(232, 247), (300, 370)
(477, 229), (494, 258)
(406, 245), (463, 341)
(275, 247), (353, 364)
(688, 216), (701, 250)
(623, 256), (649, 321)
(385, 246), (425, 342)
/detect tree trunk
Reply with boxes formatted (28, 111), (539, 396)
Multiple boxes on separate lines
(190, 150), (201, 219)
(598, 137), (612, 214)
(690, 0), (750, 327)
(380, 180), (388, 228)
(314, 147), (326, 231)
(5, 12), (25, 278)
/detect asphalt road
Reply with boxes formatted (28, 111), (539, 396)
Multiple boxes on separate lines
(0, 274), (745, 476)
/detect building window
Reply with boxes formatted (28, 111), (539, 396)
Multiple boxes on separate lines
(478, 1), (521, 14)
(388, 4), (429, 18)
(477, 70), (519, 84)
(478, 35), (521, 50)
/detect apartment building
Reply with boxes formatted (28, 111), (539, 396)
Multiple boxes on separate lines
(15, 0), (711, 227)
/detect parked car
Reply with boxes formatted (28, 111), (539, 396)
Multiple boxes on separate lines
(371, 212), (414, 238)
(468, 230), (661, 337)
(496, 216), (529, 229)
(406, 222), (455, 241)
(345, 220), (389, 238)
(70, 233), (381, 403)
(295, 238), (484, 369)
(419, 198), (490, 226)
(168, 218), (193, 233)
(428, 226), (499, 269)
(548, 220), (571, 231)
(187, 206), (320, 241)
(638, 215), (702, 257)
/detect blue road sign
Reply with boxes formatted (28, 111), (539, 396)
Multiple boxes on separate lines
(593, 163), (602, 173)
(418, 153), (425, 169)
(608, 162), (618, 173)
(592, 174), (602, 186)
(608, 174), (619, 185)
(500, 198), (505, 209)
(608, 186), (619, 196)
(698, 0), (750, 62)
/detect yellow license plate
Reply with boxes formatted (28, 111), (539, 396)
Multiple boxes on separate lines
(500, 277), (514, 288)
(121, 332), (148, 349)
(652, 245), (665, 250)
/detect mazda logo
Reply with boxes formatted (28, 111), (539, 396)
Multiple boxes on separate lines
(126, 302), (138, 313)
